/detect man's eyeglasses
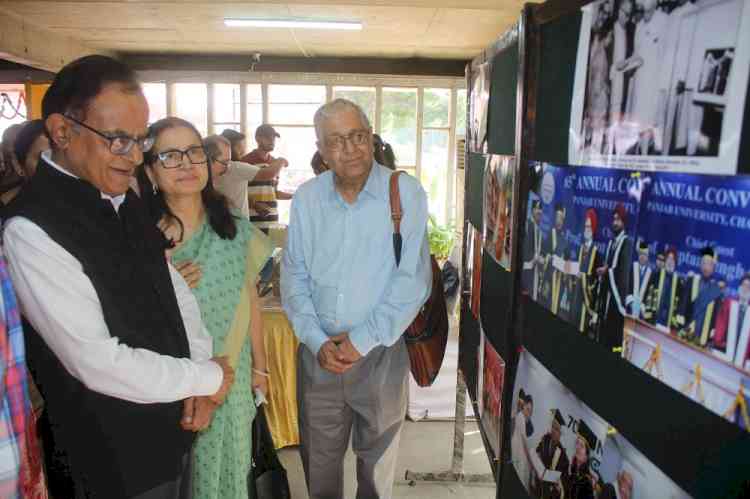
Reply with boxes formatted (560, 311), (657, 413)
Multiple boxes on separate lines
(212, 156), (230, 168)
(324, 130), (370, 151)
(64, 115), (154, 155)
(156, 146), (208, 169)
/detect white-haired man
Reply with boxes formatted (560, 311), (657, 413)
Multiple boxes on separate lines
(281, 99), (431, 499)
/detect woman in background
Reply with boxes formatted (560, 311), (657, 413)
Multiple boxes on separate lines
(373, 134), (397, 170)
(139, 117), (272, 499)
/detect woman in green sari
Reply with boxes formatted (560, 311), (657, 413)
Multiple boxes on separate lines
(138, 117), (272, 499)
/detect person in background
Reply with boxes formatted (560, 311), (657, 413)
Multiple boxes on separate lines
(573, 208), (602, 338)
(712, 274), (750, 368)
(541, 204), (568, 315)
(13, 120), (49, 181)
(219, 129), (246, 162)
(3, 55), (234, 499)
(310, 151), (328, 176)
(678, 246), (722, 346)
(241, 125), (291, 232)
(596, 203), (631, 352)
(1, 124), (26, 207)
(282, 99), (431, 499)
(140, 117), (272, 499)
(0, 252), (43, 499)
(373, 134), (396, 170)
(564, 420), (596, 499)
(652, 247), (683, 331)
(522, 200), (544, 300)
(535, 409), (569, 499)
(510, 391), (534, 490)
(626, 240), (653, 320)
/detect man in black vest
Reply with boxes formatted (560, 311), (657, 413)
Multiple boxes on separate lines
(3, 55), (234, 499)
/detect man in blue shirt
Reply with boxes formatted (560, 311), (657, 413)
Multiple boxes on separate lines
(281, 98), (431, 499)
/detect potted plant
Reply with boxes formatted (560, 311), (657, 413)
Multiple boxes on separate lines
(427, 216), (456, 267)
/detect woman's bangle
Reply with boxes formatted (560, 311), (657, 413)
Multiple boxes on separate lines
(253, 368), (270, 378)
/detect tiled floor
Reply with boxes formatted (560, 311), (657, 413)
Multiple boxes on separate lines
(278, 420), (497, 498)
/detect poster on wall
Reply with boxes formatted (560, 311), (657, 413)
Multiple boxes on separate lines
(483, 155), (516, 270)
(511, 351), (692, 498)
(477, 328), (505, 459)
(623, 171), (750, 430)
(523, 163), (642, 351)
(569, 0), (750, 174)
(469, 61), (492, 153)
(466, 223), (483, 320)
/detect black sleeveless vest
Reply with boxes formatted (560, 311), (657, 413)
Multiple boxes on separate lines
(5, 160), (195, 497)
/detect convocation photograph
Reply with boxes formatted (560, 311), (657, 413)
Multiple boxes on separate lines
(477, 329), (505, 460)
(469, 61), (492, 153)
(511, 352), (691, 499)
(569, 0), (750, 174)
(523, 163), (641, 351)
(624, 171), (750, 430)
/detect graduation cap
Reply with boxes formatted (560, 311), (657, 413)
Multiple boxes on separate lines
(638, 240), (649, 254)
(531, 199), (542, 210)
(550, 408), (565, 428)
(554, 203), (566, 215)
(577, 419), (598, 450)
(701, 246), (717, 262)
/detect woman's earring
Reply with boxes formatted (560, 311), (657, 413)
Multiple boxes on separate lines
(152, 183), (158, 195)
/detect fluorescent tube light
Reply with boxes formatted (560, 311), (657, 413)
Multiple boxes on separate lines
(224, 19), (362, 30)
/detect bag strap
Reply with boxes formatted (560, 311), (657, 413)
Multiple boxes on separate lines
(389, 171), (404, 267)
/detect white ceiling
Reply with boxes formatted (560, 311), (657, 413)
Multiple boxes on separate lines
(1, 0), (524, 60)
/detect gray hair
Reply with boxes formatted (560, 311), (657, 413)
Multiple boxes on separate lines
(314, 98), (371, 140)
(203, 134), (231, 160)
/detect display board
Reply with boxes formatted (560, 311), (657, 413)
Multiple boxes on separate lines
(459, 1), (750, 498)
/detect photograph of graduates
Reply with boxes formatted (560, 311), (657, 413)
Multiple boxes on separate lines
(511, 352), (691, 499)
(524, 164), (640, 352)
(465, 223), (483, 320)
(480, 331), (505, 459)
(569, 0), (750, 174)
(469, 61), (492, 153)
(623, 170), (750, 430)
(483, 155), (516, 270)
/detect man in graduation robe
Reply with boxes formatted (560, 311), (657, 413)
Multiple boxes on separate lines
(678, 247), (723, 346)
(652, 247), (683, 331)
(626, 240), (654, 320)
(541, 204), (568, 315)
(523, 200), (544, 300)
(535, 409), (569, 499)
(712, 274), (750, 368)
(573, 208), (603, 339)
(596, 204), (632, 351)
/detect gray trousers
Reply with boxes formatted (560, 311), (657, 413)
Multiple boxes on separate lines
(297, 338), (409, 499)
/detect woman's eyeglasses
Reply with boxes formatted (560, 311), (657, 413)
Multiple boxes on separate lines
(156, 146), (208, 169)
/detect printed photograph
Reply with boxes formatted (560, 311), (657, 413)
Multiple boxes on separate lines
(511, 351), (691, 499)
(569, 0), (750, 174)
(480, 329), (505, 459)
(469, 61), (492, 153)
(483, 155), (516, 270)
(465, 223), (483, 320)
(623, 171), (750, 431)
(523, 163), (642, 351)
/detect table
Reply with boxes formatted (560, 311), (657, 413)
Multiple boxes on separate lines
(261, 295), (300, 449)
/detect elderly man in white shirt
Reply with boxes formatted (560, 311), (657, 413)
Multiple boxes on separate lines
(3, 55), (234, 499)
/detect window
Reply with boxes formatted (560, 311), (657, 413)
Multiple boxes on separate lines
(268, 84), (325, 125)
(245, 84), (263, 148)
(213, 84), (240, 134)
(142, 83), (167, 124)
(0, 85), (26, 136)
(381, 88), (417, 167)
(421, 89), (452, 224)
(456, 89), (467, 137)
(332, 86), (376, 125)
(268, 84), (325, 223)
(173, 83), (207, 136)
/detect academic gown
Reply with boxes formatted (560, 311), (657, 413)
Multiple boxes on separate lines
(564, 463), (595, 499)
(535, 434), (569, 499)
(598, 231), (632, 351)
(680, 275), (722, 346)
(523, 220), (543, 300)
(573, 242), (603, 339)
(541, 228), (568, 315)
(653, 269), (683, 330)
(626, 261), (653, 320)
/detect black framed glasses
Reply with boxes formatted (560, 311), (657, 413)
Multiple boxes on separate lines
(324, 130), (370, 151)
(64, 115), (154, 155)
(212, 156), (230, 168)
(156, 146), (208, 169)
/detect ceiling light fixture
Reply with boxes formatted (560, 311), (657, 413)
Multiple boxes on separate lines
(224, 18), (362, 30)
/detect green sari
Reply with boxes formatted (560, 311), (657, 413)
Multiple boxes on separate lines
(171, 217), (272, 499)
